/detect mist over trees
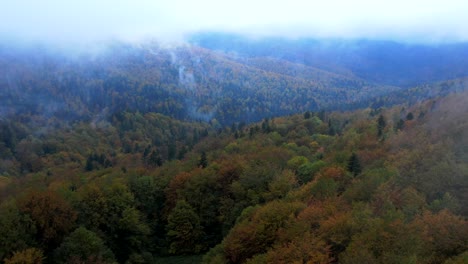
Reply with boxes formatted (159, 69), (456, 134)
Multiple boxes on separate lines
(0, 37), (467, 263)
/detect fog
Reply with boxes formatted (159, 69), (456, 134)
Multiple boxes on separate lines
(1, 0), (468, 48)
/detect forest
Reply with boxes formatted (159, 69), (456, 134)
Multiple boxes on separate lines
(0, 86), (467, 263)
(0, 43), (401, 127)
(2, 1), (468, 263)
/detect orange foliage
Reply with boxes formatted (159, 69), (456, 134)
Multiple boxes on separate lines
(18, 191), (77, 248)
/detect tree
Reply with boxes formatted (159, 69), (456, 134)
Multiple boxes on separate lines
(262, 233), (332, 264)
(168, 142), (176, 160)
(77, 183), (149, 263)
(166, 200), (204, 254)
(413, 210), (468, 263)
(148, 150), (163, 166)
(347, 153), (362, 176)
(406, 112), (414, 120)
(198, 151), (208, 168)
(395, 119), (405, 131)
(18, 191), (77, 250)
(223, 201), (304, 263)
(0, 201), (37, 261)
(54, 227), (115, 264)
(377, 114), (386, 138)
(3, 248), (44, 264)
(328, 119), (336, 135)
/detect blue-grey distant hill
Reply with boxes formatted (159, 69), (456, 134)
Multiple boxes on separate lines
(191, 32), (468, 87)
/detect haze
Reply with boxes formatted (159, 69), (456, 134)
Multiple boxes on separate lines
(1, 0), (468, 46)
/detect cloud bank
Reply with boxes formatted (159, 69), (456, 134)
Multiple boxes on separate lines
(1, 0), (468, 45)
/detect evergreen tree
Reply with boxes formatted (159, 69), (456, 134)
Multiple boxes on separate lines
(377, 114), (386, 138)
(261, 119), (271, 133)
(347, 153), (362, 176)
(198, 152), (208, 168)
(149, 151), (162, 167)
(230, 123), (237, 133)
(318, 110), (326, 122)
(328, 119), (336, 136)
(395, 119), (405, 131)
(85, 155), (94, 171)
(168, 142), (176, 160)
(406, 112), (414, 120)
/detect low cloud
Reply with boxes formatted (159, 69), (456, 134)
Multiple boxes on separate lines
(1, 0), (468, 47)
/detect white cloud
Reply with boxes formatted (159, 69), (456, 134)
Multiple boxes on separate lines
(1, 0), (468, 45)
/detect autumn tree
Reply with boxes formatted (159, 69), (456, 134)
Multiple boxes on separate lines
(413, 210), (468, 263)
(18, 191), (77, 251)
(3, 248), (44, 264)
(223, 201), (304, 263)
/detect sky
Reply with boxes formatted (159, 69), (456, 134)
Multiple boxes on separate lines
(1, 0), (468, 46)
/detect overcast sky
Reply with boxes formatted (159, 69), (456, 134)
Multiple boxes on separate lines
(1, 0), (468, 45)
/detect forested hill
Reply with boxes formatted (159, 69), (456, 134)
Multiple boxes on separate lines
(191, 33), (468, 87)
(1, 42), (398, 127)
(0, 90), (467, 263)
(4, 39), (468, 128)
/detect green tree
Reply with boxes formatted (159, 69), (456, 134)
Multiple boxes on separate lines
(395, 118), (405, 131)
(198, 151), (208, 168)
(148, 150), (163, 166)
(168, 142), (176, 160)
(166, 200), (204, 254)
(0, 201), (37, 261)
(406, 112), (414, 120)
(76, 184), (149, 263)
(54, 227), (115, 264)
(377, 114), (386, 138)
(347, 153), (362, 176)
(297, 160), (326, 184)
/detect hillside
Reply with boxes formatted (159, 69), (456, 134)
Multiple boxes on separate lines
(191, 33), (468, 87)
(0, 90), (466, 263)
(0, 42), (400, 128)
(1, 38), (468, 264)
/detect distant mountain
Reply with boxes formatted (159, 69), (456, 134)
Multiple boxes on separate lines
(361, 77), (468, 109)
(2, 36), (468, 128)
(0, 42), (397, 126)
(191, 32), (468, 87)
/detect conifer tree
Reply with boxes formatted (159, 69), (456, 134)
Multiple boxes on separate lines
(377, 114), (386, 138)
(347, 153), (362, 176)
(198, 152), (208, 168)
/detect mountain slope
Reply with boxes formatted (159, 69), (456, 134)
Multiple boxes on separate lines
(0, 43), (398, 126)
(191, 33), (468, 87)
(0, 91), (466, 263)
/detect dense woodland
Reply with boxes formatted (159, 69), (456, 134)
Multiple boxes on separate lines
(191, 33), (468, 87)
(0, 86), (467, 263)
(0, 43), (400, 127)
